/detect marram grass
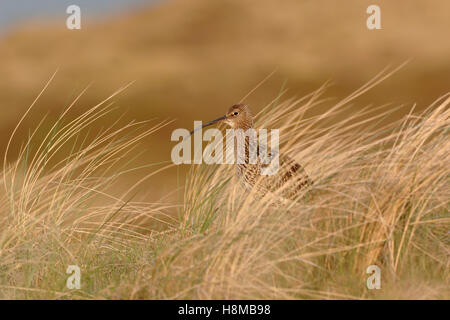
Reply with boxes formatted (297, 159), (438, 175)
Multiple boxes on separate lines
(0, 73), (448, 299)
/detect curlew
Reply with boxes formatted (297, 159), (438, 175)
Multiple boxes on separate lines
(190, 104), (313, 201)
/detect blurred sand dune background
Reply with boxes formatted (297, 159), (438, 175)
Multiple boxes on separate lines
(0, 0), (449, 200)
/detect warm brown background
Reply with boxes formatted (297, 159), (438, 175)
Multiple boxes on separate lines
(0, 0), (449, 200)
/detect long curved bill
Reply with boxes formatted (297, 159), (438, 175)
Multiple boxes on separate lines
(189, 115), (227, 136)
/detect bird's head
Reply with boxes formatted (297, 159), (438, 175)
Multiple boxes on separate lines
(223, 104), (253, 129)
(190, 104), (253, 135)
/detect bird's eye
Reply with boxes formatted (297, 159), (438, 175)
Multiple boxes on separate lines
(233, 112), (239, 116)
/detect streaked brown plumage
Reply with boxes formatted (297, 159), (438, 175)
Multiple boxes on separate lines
(191, 104), (313, 200)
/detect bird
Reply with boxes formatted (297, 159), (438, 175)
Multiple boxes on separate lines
(190, 104), (313, 201)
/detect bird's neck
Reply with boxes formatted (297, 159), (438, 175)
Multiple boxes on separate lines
(233, 127), (257, 165)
